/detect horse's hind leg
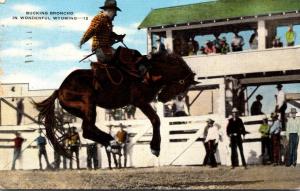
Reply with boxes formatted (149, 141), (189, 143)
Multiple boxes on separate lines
(81, 104), (114, 147)
(59, 91), (114, 147)
(137, 103), (161, 157)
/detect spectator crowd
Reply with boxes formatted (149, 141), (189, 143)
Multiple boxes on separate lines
(158, 25), (297, 57)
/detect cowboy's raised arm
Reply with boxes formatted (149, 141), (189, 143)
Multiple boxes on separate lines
(79, 14), (103, 48)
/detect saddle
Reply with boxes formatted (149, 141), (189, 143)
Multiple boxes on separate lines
(114, 47), (144, 78)
(91, 47), (161, 89)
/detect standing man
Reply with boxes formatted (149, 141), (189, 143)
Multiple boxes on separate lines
(155, 37), (166, 54)
(249, 30), (258, 49)
(35, 129), (50, 170)
(285, 25), (296, 46)
(259, 116), (271, 164)
(286, 108), (300, 167)
(226, 108), (248, 169)
(202, 121), (210, 166)
(11, 132), (25, 170)
(275, 84), (287, 130)
(269, 113), (282, 166)
(16, 98), (24, 125)
(67, 126), (81, 169)
(86, 139), (99, 170)
(105, 125), (118, 169)
(115, 123), (129, 168)
(204, 118), (220, 168)
(250, 94), (264, 116)
(231, 31), (244, 52)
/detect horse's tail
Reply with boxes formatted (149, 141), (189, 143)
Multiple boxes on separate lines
(33, 90), (70, 158)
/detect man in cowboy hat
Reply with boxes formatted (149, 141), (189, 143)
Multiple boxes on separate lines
(259, 115), (271, 164)
(204, 118), (221, 168)
(286, 108), (300, 167)
(275, 84), (287, 130)
(115, 123), (128, 168)
(80, 0), (160, 86)
(250, 94), (264, 116)
(35, 128), (50, 170)
(80, 0), (125, 64)
(226, 107), (247, 169)
(269, 112), (282, 165)
(79, 0), (125, 89)
(11, 132), (26, 170)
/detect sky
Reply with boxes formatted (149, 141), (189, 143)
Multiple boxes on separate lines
(0, 0), (210, 90)
(0, 0), (299, 114)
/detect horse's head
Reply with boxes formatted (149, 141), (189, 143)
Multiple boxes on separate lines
(150, 52), (198, 103)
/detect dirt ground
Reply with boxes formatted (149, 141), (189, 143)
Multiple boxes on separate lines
(0, 165), (299, 189)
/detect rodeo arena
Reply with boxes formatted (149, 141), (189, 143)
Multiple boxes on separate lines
(1, 0), (300, 190)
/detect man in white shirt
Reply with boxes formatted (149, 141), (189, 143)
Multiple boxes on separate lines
(204, 118), (220, 168)
(275, 84), (287, 130)
(286, 108), (300, 167)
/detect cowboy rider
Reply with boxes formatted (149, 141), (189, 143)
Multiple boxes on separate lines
(79, 0), (160, 86)
(79, 0), (124, 65)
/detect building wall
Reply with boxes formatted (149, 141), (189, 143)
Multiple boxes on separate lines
(0, 83), (54, 126)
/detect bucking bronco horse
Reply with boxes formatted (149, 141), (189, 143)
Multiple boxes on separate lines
(34, 47), (196, 157)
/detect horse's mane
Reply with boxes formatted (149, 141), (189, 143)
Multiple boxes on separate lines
(150, 52), (192, 73)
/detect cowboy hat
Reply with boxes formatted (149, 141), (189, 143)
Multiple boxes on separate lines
(290, 108), (297, 114)
(100, 0), (121, 11)
(232, 107), (238, 113)
(206, 118), (215, 124)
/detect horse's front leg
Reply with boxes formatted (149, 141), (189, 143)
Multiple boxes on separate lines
(138, 103), (161, 157)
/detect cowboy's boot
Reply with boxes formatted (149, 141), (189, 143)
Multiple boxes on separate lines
(91, 62), (104, 90)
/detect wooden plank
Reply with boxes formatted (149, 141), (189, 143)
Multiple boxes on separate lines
(240, 74), (300, 85)
(286, 93), (300, 100)
(288, 100), (300, 109)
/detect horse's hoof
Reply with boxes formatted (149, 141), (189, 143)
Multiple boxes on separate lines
(151, 149), (160, 157)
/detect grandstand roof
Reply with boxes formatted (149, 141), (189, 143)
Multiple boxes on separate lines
(139, 0), (300, 29)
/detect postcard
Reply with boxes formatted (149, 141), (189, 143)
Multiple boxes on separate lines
(0, 0), (300, 189)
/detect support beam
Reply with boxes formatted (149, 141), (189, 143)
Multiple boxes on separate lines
(245, 86), (260, 102)
(0, 98), (40, 125)
(240, 75), (300, 86)
(257, 19), (267, 50)
(288, 100), (300, 109)
(188, 90), (203, 107)
(147, 30), (152, 54)
(165, 29), (173, 52)
(286, 93), (300, 101)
